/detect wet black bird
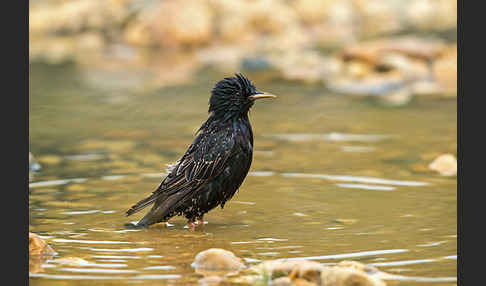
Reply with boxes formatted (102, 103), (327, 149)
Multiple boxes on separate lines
(125, 73), (276, 228)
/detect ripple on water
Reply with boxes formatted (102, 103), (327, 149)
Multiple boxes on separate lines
(30, 274), (123, 280)
(257, 238), (288, 242)
(336, 183), (396, 191)
(30, 273), (182, 280)
(88, 228), (142, 233)
(280, 249), (409, 261)
(386, 275), (457, 283)
(369, 258), (436, 267)
(257, 252), (280, 256)
(29, 178), (87, 188)
(281, 173), (428, 187)
(267, 133), (394, 142)
(340, 146), (376, 152)
(243, 258), (261, 263)
(85, 248), (153, 253)
(92, 255), (142, 259)
(143, 265), (176, 270)
(417, 241), (447, 247)
(61, 210), (101, 215)
(101, 175), (125, 181)
(64, 154), (104, 161)
(53, 239), (131, 244)
(59, 268), (138, 274)
(232, 201), (256, 205)
(132, 274), (181, 280)
(82, 263), (129, 268)
(248, 171), (275, 177)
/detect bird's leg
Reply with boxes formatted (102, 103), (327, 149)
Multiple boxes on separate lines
(196, 215), (205, 226)
(187, 218), (196, 231)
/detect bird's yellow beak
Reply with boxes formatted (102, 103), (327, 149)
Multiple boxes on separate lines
(249, 92), (277, 100)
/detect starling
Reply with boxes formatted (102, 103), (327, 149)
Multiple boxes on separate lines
(126, 73), (276, 228)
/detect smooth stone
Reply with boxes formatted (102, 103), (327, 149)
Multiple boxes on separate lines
(29, 232), (56, 256)
(192, 248), (245, 272)
(428, 154), (457, 176)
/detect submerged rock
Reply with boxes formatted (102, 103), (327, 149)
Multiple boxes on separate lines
(428, 154), (457, 176)
(29, 232), (56, 256)
(29, 232), (56, 273)
(197, 275), (225, 286)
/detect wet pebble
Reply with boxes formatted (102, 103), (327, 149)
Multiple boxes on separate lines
(192, 248), (245, 272)
(249, 259), (388, 286)
(29, 232), (56, 256)
(428, 154), (457, 176)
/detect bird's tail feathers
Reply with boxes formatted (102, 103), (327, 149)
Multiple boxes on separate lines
(125, 194), (158, 217)
(134, 191), (189, 227)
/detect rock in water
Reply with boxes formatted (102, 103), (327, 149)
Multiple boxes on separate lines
(29, 232), (55, 256)
(320, 261), (386, 286)
(192, 248), (245, 272)
(249, 259), (387, 286)
(428, 154), (457, 176)
(29, 232), (56, 273)
(289, 260), (325, 285)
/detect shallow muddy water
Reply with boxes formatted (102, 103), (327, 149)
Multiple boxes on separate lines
(29, 63), (457, 285)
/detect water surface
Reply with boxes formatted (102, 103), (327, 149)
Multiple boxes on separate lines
(29, 64), (457, 285)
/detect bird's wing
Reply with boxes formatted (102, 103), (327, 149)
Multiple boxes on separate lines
(125, 127), (235, 217)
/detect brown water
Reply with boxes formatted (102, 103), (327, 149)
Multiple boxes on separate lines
(29, 63), (457, 285)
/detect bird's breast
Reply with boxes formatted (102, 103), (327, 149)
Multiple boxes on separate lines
(234, 118), (253, 153)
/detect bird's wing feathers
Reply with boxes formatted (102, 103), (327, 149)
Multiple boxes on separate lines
(165, 128), (234, 193)
(125, 127), (235, 217)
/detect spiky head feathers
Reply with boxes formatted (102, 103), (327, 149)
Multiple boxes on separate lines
(209, 73), (259, 119)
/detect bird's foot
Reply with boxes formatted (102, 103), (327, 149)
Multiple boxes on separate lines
(187, 219), (197, 231)
(196, 216), (206, 226)
(186, 217), (206, 231)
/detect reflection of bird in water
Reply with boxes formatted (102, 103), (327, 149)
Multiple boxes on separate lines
(126, 73), (276, 229)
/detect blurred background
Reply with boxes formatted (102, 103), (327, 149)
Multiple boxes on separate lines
(29, 1), (457, 285)
(29, 0), (457, 94)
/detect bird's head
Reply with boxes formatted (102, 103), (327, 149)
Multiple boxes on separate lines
(209, 73), (276, 120)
